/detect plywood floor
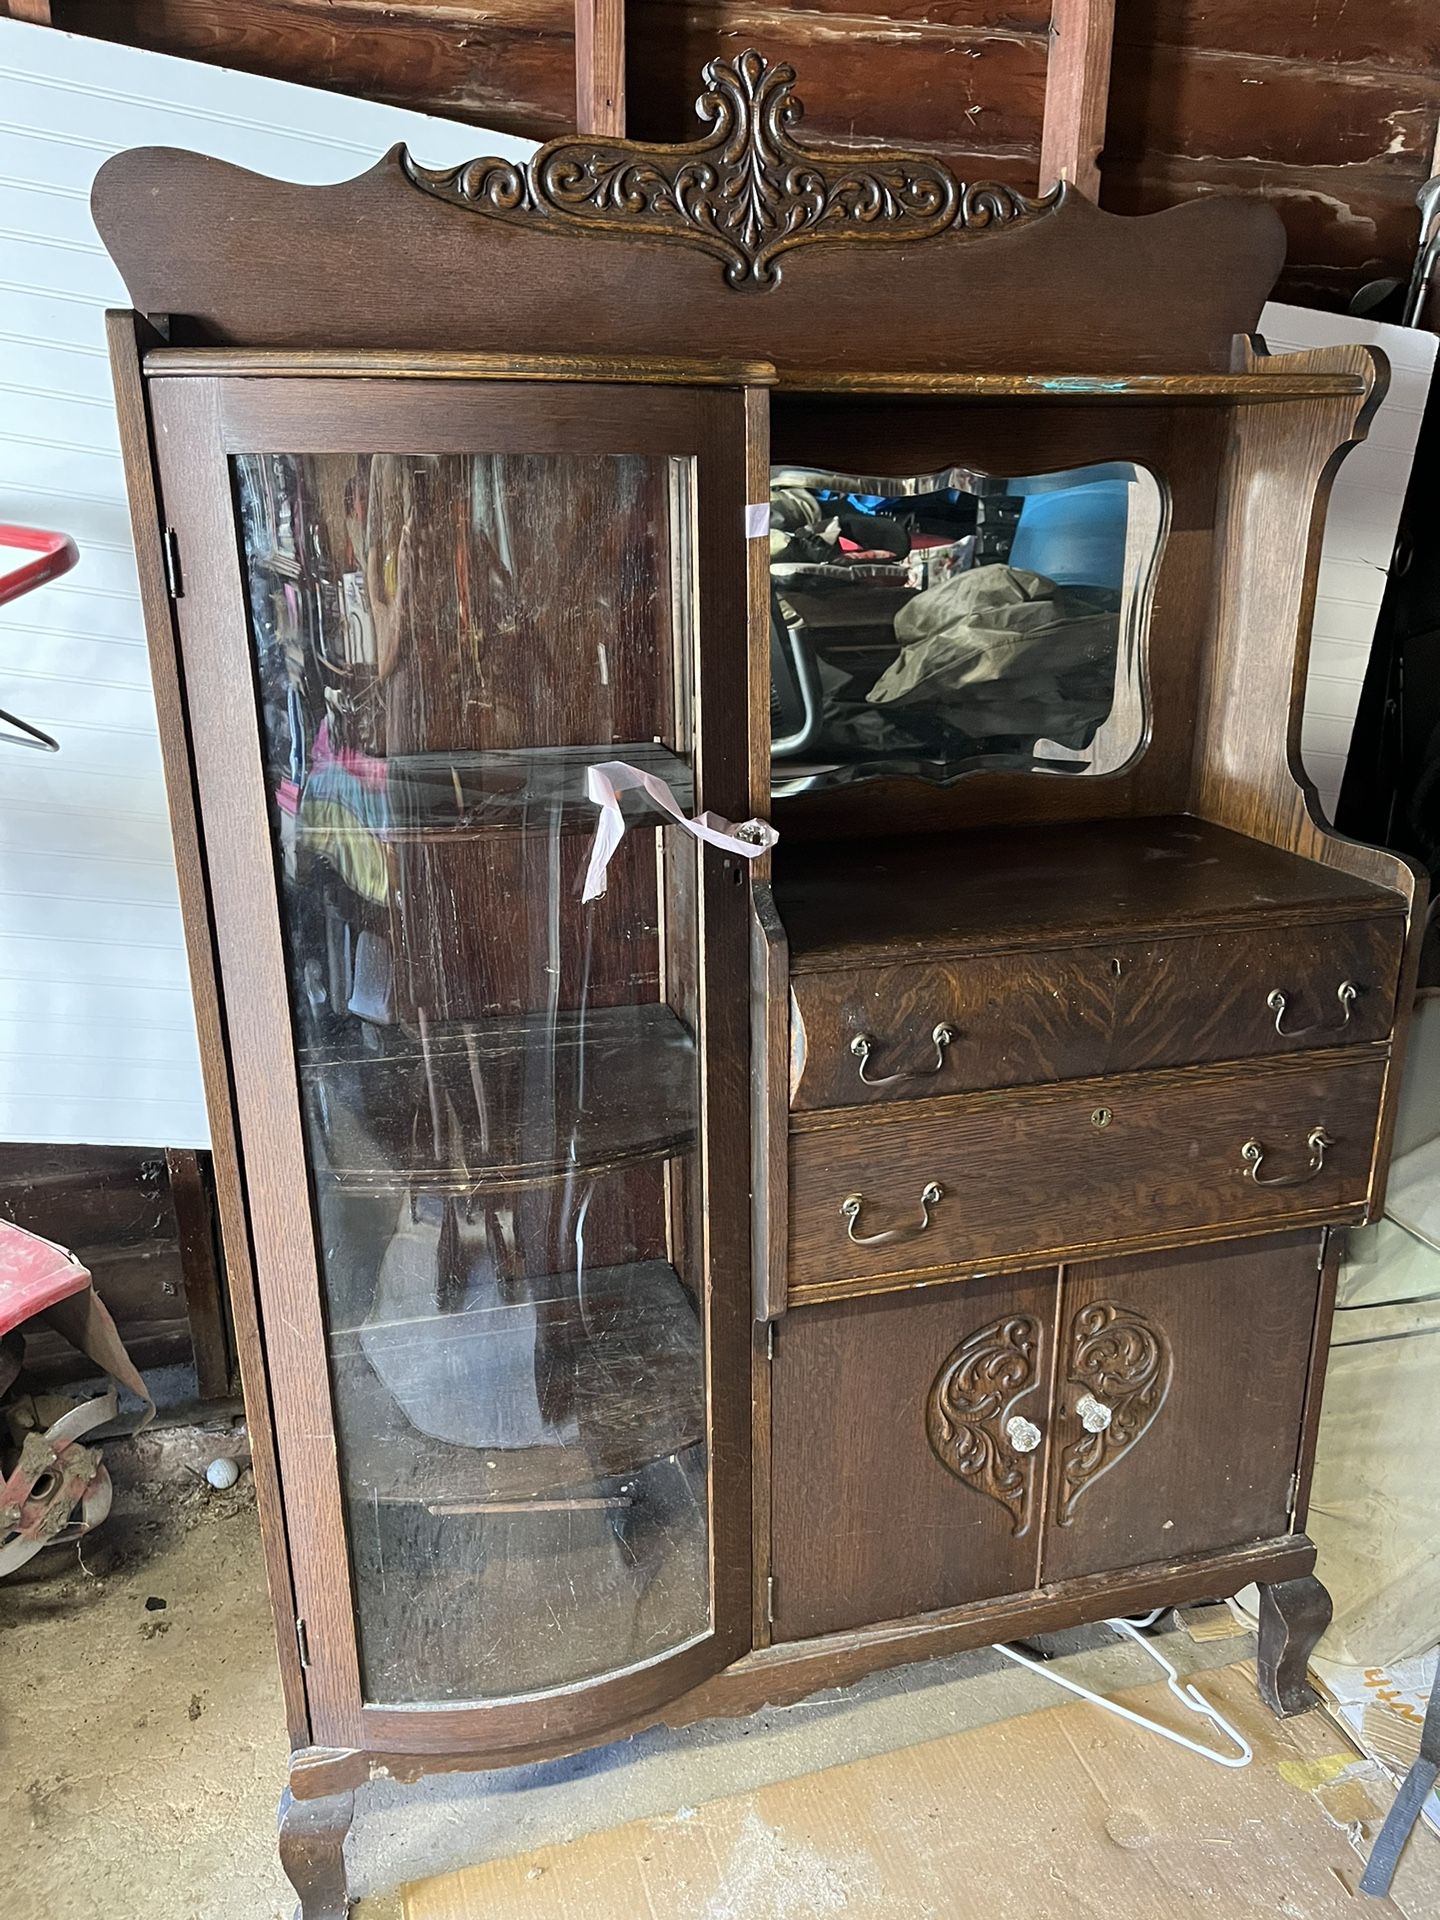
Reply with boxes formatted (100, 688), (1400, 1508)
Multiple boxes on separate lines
(403, 1662), (1440, 1920)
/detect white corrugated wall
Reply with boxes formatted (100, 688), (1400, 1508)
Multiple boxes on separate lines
(0, 19), (532, 1147)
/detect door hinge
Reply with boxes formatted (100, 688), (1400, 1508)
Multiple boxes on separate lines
(765, 1575), (776, 1626)
(1285, 1472), (1300, 1527)
(162, 526), (184, 600)
(295, 1616), (312, 1670)
(766, 1321), (775, 1362)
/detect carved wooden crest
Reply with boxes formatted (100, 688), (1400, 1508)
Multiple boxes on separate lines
(1055, 1300), (1173, 1526)
(926, 1313), (1042, 1536)
(402, 50), (1057, 290)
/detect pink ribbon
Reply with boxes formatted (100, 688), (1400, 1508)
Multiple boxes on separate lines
(582, 760), (777, 902)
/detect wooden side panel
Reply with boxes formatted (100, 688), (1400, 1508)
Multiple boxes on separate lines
(105, 311), (310, 1749)
(1191, 339), (1427, 1218)
(1041, 1233), (1322, 1581)
(769, 1275), (1056, 1639)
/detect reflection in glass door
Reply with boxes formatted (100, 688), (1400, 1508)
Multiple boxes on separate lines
(234, 448), (710, 1705)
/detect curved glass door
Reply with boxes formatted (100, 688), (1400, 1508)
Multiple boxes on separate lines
(234, 446), (714, 1705)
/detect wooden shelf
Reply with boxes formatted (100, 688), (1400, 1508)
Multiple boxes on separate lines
(294, 741), (691, 846)
(777, 816), (1407, 971)
(146, 347), (778, 387)
(302, 1001), (697, 1194)
(330, 1257), (704, 1505)
(774, 371), (1370, 403)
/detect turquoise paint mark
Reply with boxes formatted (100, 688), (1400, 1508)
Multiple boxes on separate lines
(1032, 377), (1134, 393)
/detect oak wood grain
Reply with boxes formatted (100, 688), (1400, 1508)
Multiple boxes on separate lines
(787, 1051), (1386, 1295)
(777, 817), (1403, 973)
(789, 914), (1405, 1109)
(1041, 1233), (1322, 1582)
(92, 150), (1286, 375)
(770, 1276), (1055, 1637)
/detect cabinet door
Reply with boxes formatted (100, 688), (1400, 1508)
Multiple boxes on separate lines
(149, 373), (763, 1754)
(1041, 1233), (1323, 1584)
(769, 1276), (1056, 1639)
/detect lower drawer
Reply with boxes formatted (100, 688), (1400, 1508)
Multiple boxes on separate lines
(787, 1051), (1385, 1301)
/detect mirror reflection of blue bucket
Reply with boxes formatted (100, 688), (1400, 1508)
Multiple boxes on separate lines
(1008, 479), (1129, 590)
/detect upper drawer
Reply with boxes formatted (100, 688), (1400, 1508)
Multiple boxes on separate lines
(790, 915), (1405, 1110)
(787, 1050), (1385, 1303)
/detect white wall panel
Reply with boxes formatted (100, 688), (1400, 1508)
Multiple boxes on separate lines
(0, 18), (531, 1146)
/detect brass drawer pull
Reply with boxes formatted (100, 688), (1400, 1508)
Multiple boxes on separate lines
(1241, 1126), (1333, 1188)
(1267, 979), (1357, 1039)
(841, 1180), (944, 1246)
(850, 1022), (957, 1087)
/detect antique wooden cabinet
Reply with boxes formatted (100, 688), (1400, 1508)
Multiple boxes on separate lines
(95, 53), (1425, 1918)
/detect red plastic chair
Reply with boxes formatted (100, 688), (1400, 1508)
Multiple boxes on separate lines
(0, 524), (79, 752)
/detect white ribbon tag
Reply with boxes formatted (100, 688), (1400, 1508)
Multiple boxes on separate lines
(582, 760), (778, 902)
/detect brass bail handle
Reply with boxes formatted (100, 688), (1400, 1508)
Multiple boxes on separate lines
(1241, 1126), (1333, 1188)
(1267, 979), (1357, 1039)
(850, 1022), (957, 1088)
(841, 1181), (944, 1246)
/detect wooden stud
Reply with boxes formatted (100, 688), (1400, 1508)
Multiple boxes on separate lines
(1040, 0), (1116, 198)
(164, 1147), (231, 1401)
(575, 0), (625, 137)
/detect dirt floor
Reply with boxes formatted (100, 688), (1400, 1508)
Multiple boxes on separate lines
(0, 1450), (300, 1920)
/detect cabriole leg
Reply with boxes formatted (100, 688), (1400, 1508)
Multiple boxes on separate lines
(1256, 1574), (1332, 1717)
(278, 1781), (354, 1920)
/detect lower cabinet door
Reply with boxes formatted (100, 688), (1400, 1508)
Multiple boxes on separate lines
(769, 1275), (1056, 1640)
(1040, 1232), (1324, 1584)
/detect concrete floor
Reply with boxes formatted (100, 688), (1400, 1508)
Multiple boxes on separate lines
(2, 1434), (1293, 1918)
(1, 1446), (304, 1920)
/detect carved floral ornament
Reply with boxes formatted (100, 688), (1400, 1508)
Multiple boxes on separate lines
(402, 50), (1060, 290)
(926, 1313), (1042, 1537)
(1055, 1300), (1173, 1526)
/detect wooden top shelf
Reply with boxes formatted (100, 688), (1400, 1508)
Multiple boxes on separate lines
(773, 371), (1370, 402)
(144, 349), (1364, 404)
(776, 816), (1406, 972)
(302, 1002), (697, 1194)
(145, 347), (778, 387)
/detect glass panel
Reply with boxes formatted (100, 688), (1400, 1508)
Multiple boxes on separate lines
(234, 450), (709, 1705)
(768, 461), (1166, 797)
